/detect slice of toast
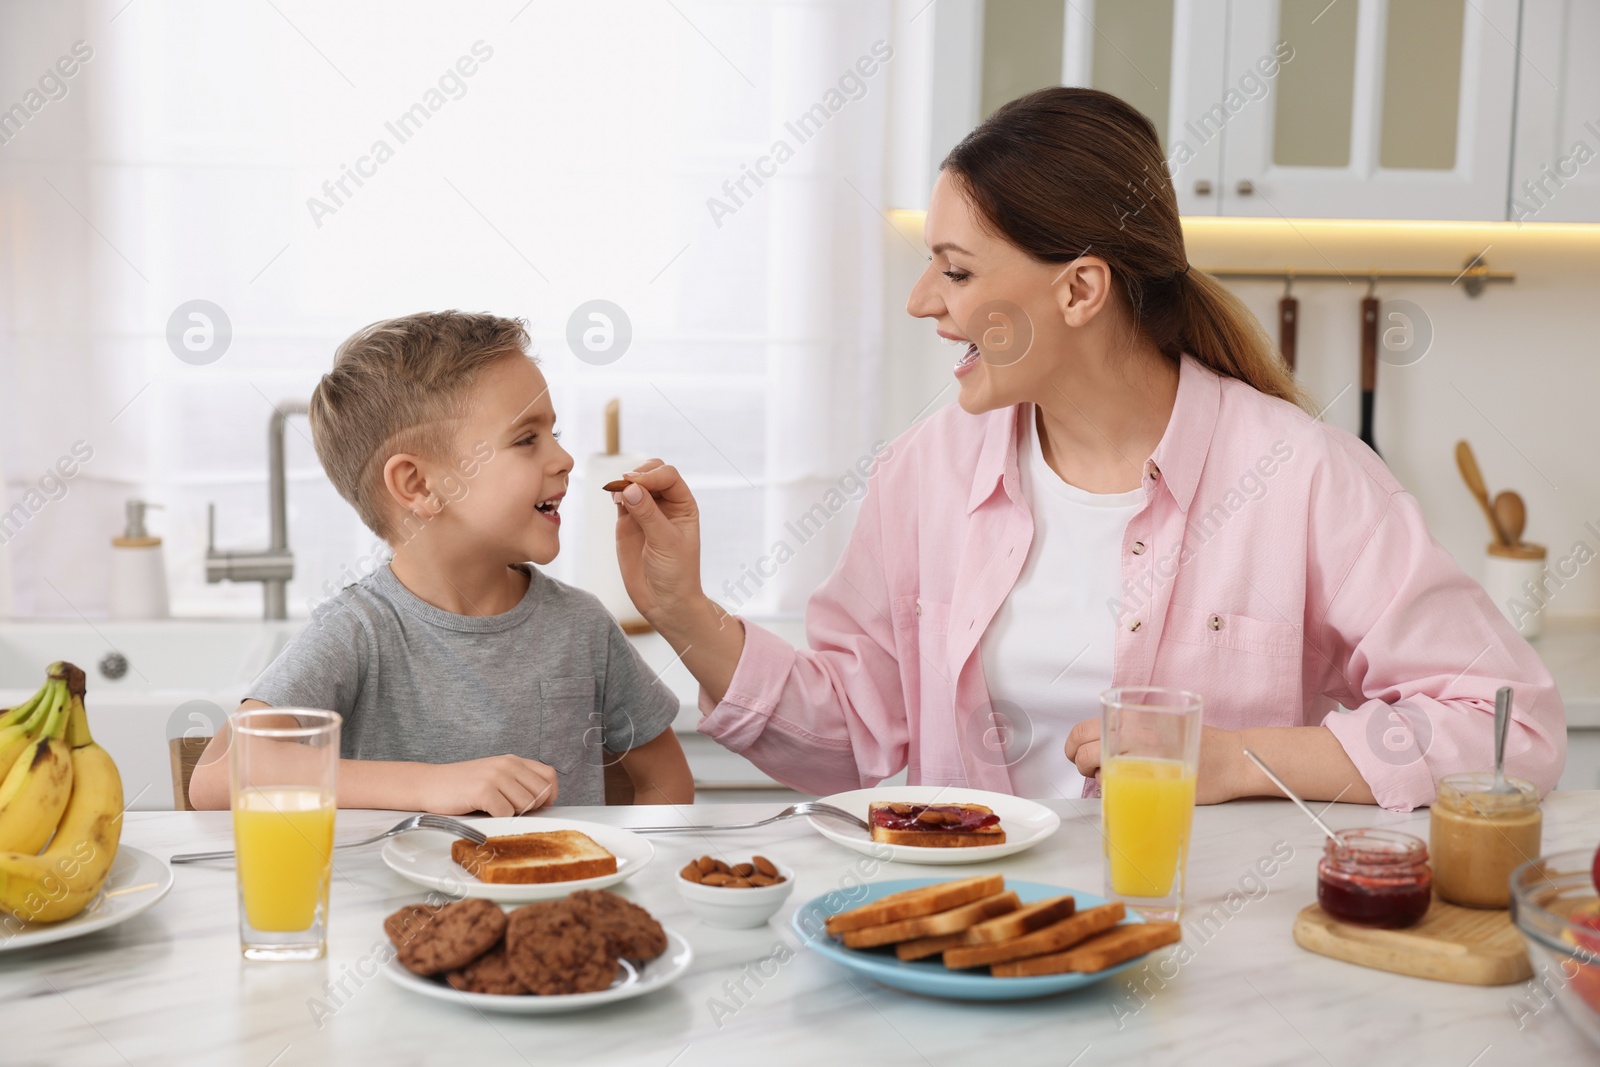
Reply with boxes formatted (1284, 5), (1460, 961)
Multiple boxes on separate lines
(451, 830), (618, 885)
(842, 891), (1021, 949)
(990, 921), (1181, 977)
(824, 874), (1005, 936)
(895, 930), (971, 962)
(868, 802), (1006, 848)
(943, 902), (1127, 969)
(960, 894), (1076, 944)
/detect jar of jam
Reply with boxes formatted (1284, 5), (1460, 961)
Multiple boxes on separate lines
(1430, 772), (1541, 909)
(1317, 828), (1432, 928)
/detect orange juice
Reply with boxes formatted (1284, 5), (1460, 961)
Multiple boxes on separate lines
(233, 787), (335, 932)
(1102, 756), (1196, 898)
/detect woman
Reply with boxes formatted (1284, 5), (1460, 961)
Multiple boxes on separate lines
(609, 87), (1565, 811)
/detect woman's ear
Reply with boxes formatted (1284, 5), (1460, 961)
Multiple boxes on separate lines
(382, 453), (445, 521)
(1051, 256), (1114, 328)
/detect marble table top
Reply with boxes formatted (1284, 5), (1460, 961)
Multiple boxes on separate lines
(2, 794), (1596, 1067)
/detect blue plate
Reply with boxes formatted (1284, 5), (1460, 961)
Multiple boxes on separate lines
(792, 879), (1151, 1001)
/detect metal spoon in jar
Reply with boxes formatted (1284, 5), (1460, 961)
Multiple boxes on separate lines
(1489, 686), (1518, 793)
(1243, 748), (1339, 841)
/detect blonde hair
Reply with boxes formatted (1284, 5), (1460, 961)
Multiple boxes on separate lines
(309, 311), (533, 540)
(942, 87), (1312, 412)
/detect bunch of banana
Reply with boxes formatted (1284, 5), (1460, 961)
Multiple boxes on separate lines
(0, 662), (124, 924)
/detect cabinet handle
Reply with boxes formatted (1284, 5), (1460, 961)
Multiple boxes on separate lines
(1193, 179), (1213, 196)
(1236, 179), (1255, 196)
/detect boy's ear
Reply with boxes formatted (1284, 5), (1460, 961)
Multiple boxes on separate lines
(382, 452), (446, 520)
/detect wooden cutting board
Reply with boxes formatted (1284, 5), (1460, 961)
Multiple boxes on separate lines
(1293, 896), (1532, 986)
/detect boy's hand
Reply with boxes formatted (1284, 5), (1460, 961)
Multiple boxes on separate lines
(421, 755), (559, 817)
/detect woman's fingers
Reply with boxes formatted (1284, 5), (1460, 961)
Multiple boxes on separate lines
(1065, 719), (1103, 777)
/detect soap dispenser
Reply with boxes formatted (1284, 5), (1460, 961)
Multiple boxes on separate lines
(110, 500), (170, 619)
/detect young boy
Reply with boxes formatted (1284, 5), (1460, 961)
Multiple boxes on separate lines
(189, 312), (693, 813)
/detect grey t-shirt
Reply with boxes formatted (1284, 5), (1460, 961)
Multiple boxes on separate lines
(246, 564), (680, 807)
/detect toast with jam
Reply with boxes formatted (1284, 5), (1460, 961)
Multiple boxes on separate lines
(868, 801), (1006, 848)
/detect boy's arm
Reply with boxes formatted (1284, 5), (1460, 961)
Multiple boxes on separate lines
(616, 728), (694, 805)
(189, 699), (560, 815)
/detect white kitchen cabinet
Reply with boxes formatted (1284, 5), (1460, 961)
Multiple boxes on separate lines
(1219, 0), (1519, 220)
(1044, 0), (1523, 221)
(1509, 0), (1600, 223)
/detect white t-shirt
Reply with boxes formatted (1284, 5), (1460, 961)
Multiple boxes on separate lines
(979, 406), (1144, 799)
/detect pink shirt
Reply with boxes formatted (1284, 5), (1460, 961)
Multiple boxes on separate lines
(697, 354), (1566, 811)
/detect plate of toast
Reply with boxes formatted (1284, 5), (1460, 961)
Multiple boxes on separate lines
(382, 817), (654, 903)
(793, 874), (1181, 1000)
(807, 786), (1060, 864)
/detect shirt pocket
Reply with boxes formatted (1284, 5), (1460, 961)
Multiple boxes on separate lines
(537, 675), (601, 775)
(1161, 604), (1302, 721)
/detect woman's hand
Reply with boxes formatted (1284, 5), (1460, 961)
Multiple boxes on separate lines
(612, 459), (705, 624)
(1064, 719), (1241, 805)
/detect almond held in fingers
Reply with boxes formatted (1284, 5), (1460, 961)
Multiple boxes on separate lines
(825, 873), (1004, 935)
(990, 920), (1181, 977)
(943, 902), (1125, 969)
(602, 479), (630, 493)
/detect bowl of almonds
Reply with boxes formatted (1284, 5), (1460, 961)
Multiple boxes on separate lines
(677, 854), (796, 929)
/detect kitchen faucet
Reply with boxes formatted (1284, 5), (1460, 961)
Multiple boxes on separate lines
(205, 399), (309, 620)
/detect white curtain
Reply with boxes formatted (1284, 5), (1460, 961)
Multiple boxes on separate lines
(0, 0), (890, 620)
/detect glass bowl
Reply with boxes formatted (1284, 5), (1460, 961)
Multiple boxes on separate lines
(1510, 848), (1600, 1049)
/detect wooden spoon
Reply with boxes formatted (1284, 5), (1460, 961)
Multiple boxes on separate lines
(1493, 491), (1526, 547)
(1456, 441), (1510, 546)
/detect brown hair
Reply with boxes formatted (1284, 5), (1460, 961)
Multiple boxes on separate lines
(942, 87), (1311, 412)
(309, 311), (534, 540)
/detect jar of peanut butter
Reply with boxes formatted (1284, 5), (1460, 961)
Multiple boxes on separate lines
(1429, 772), (1542, 909)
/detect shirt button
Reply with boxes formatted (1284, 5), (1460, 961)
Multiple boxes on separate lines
(1131, 541), (1146, 555)
(1130, 620), (1142, 632)
(1209, 614), (1223, 631)
(915, 602), (922, 617)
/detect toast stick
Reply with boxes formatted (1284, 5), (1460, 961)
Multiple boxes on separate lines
(842, 891), (1020, 949)
(960, 894), (1075, 944)
(990, 921), (1181, 977)
(825, 874), (1005, 935)
(944, 902), (1126, 969)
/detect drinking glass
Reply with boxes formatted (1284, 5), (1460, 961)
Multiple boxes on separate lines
(1099, 687), (1202, 921)
(229, 708), (340, 960)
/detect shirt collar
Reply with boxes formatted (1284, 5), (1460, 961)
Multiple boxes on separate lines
(966, 353), (1220, 516)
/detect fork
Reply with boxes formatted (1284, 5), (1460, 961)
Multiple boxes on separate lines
(625, 801), (870, 835)
(169, 813), (488, 864)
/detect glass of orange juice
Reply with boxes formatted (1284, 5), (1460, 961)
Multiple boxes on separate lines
(1099, 687), (1202, 921)
(228, 707), (340, 961)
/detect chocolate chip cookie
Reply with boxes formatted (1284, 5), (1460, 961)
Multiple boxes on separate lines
(395, 898), (508, 976)
(384, 902), (445, 947)
(567, 889), (668, 962)
(444, 943), (529, 995)
(505, 900), (618, 995)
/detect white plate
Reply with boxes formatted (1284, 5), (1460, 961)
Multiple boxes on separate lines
(806, 786), (1061, 865)
(0, 846), (174, 952)
(383, 927), (692, 1013)
(381, 816), (654, 903)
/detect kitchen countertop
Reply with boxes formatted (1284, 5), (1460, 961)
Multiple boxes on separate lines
(3, 795), (1596, 1066)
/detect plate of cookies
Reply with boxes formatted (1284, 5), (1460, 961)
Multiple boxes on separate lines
(792, 874), (1180, 1001)
(808, 786), (1060, 865)
(382, 816), (654, 903)
(382, 890), (693, 1013)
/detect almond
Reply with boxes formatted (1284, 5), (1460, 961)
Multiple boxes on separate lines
(753, 855), (778, 877)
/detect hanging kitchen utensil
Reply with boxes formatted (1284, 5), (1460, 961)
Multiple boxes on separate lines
(1359, 277), (1379, 455)
(1455, 440), (1511, 546)
(1278, 275), (1298, 373)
